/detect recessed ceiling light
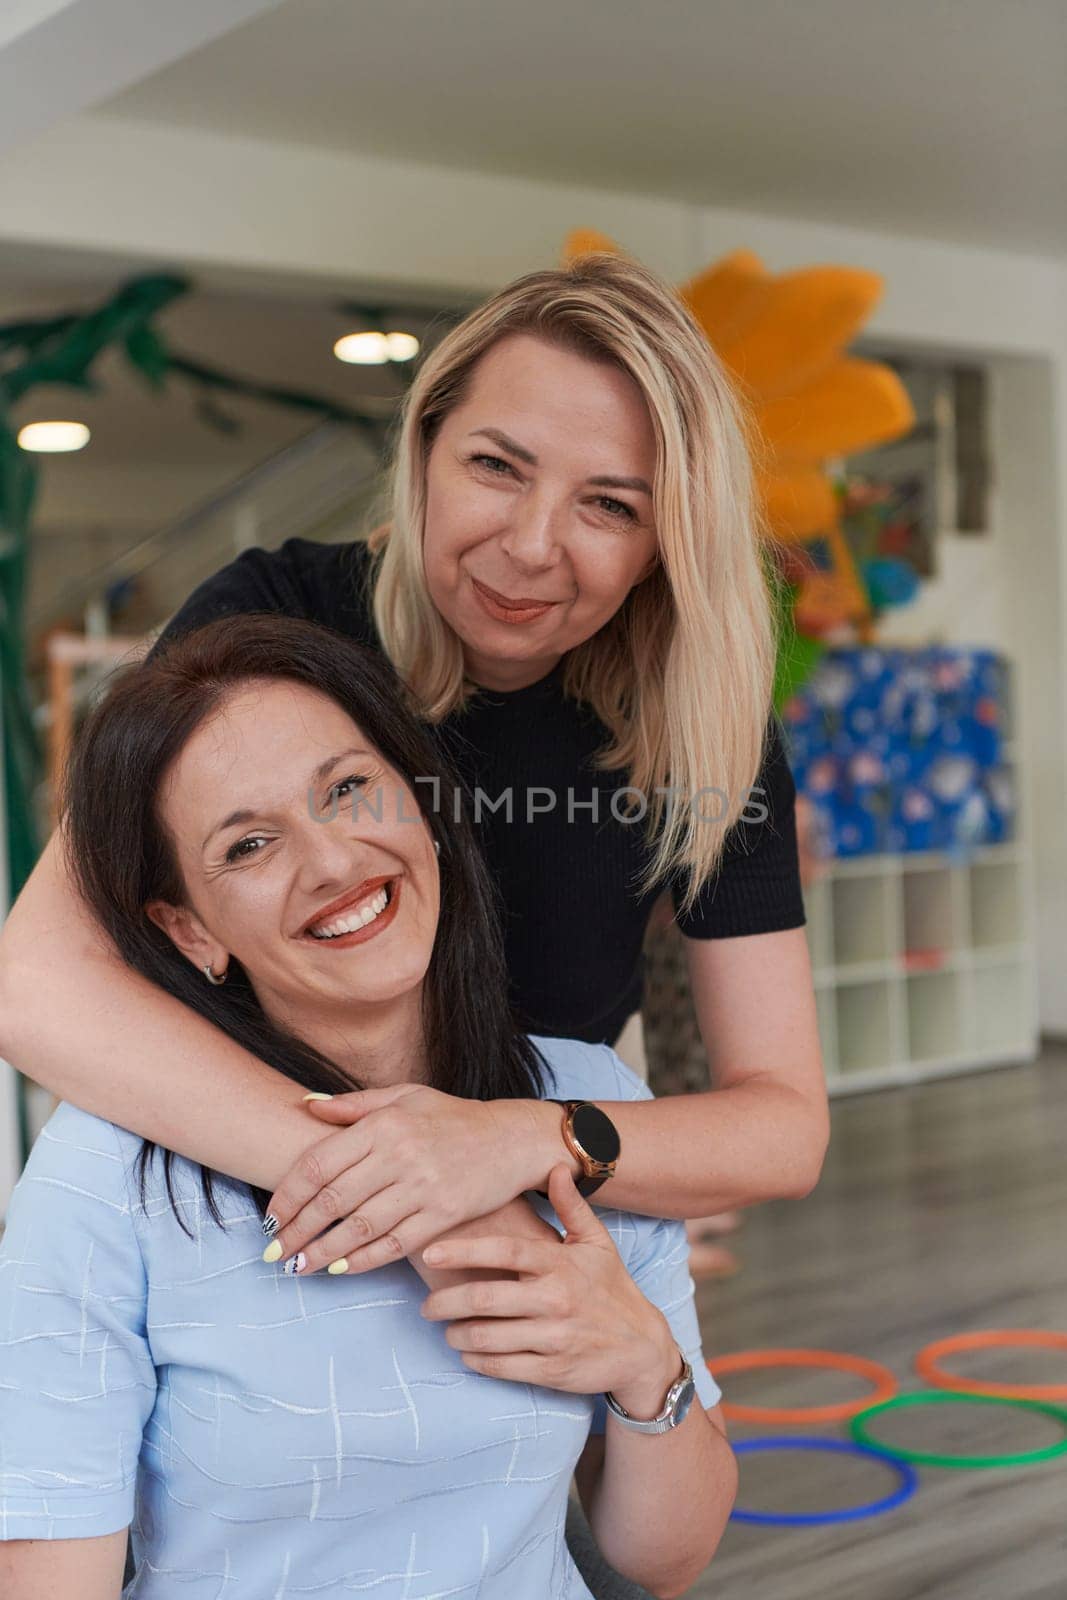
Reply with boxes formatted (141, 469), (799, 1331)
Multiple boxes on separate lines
(334, 331), (390, 365)
(18, 420), (91, 453)
(385, 331), (419, 361)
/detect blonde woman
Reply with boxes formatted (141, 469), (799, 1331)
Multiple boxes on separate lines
(0, 254), (826, 1332)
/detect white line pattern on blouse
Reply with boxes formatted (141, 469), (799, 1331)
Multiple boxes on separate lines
(0, 1037), (720, 1597)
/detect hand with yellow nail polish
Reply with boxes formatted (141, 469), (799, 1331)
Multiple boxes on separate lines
(261, 1082), (544, 1281)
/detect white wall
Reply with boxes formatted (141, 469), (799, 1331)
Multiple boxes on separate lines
(0, 684), (23, 1214)
(993, 353), (1067, 1034)
(0, 116), (698, 292)
(0, 115), (1065, 1028)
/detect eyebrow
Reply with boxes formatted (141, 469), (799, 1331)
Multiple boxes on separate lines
(467, 428), (653, 496)
(202, 748), (371, 852)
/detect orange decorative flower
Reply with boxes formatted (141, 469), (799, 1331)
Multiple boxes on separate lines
(561, 232), (916, 635)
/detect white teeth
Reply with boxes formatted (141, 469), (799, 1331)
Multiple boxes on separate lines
(309, 888), (389, 940)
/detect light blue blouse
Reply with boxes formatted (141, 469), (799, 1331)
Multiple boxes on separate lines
(0, 1037), (720, 1597)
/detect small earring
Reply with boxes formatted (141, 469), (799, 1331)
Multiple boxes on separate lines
(203, 963), (228, 986)
(434, 839), (441, 856)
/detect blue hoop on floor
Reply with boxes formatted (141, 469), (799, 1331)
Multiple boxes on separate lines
(730, 1436), (919, 1526)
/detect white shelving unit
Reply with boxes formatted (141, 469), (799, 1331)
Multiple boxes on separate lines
(805, 840), (1039, 1095)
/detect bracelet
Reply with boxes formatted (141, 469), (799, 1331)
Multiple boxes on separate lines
(604, 1348), (695, 1435)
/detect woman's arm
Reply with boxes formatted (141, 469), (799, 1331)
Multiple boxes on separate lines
(573, 1403), (736, 1599)
(0, 825), (370, 1189)
(557, 925), (829, 1218)
(676, 924), (829, 1204)
(267, 937), (828, 1277)
(0, 1531), (127, 1600)
(420, 1165), (734, 1598)
(0, 1110), (154, 1585)
(571, 926), (828, 1220)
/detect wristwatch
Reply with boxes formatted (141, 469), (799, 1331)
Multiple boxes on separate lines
(541, 1099), (621, 1200)
(605, 1350), (696, 1435)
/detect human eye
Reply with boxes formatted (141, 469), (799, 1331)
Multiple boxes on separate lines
(468, 452), (515, 477)
(225, 834), (270, 864)
(593, 494), (638, 523)
(329, 773), (371, 801)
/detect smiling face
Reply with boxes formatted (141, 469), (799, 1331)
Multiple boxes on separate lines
(422, 333), (660, 692)
(145, 679), (439, 1068)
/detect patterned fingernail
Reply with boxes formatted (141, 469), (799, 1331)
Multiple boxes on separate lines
(262, 1213), (280, 1237)
(262, 1240), (283, 1263)
(326, 1258), (349, 1275)
(282, 1252), (306, 1276)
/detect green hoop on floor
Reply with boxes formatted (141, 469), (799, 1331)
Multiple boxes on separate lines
(850, 1390), (1067, 1470)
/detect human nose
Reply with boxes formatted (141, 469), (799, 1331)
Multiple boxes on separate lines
(498, 489), (565, 574)
(297, 795), (372, 890)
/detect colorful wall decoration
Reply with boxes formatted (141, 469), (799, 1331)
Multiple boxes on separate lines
(782, 647), (1014, 859)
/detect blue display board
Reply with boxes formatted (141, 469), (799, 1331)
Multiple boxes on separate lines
(782, 647), (1014, 859)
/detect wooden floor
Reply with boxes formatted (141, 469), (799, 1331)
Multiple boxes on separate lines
(689, 1042), (1067, 1600)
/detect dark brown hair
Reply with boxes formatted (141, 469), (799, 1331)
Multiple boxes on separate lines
(60, 613), (546, 1230)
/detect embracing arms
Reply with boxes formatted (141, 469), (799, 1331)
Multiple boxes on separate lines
(0, 826), (828, 1270)
(222, 924), (829, 1278)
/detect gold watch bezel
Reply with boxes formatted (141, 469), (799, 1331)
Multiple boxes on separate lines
(558, 1099), (618, 1179)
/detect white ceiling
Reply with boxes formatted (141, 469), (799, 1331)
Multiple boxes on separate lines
(96, 0), (1067, 257)
(8, 0), (1065, 643)
(6, 265), (459, 628)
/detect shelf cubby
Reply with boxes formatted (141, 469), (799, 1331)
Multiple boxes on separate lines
(966, 960), (1030, 1057)
(835, 979), (895, 1077)
(905, 970), (963, 1063)
(968, 859), (1024, 949)
(831, 874), (896, 971)
(901, 866), (965, 966)
(807, 843), (1037, 1096)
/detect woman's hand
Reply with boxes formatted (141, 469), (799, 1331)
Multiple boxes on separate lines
(411, 1194), (565, 1294)
(262, 1085), (567, 1277)
(419, 1163), (681, 1414)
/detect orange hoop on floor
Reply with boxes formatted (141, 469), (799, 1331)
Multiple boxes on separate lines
(915, 1330), (1067, 1401)
(711, 1348), (898, 1425)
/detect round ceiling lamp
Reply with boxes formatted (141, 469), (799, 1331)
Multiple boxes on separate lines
(384, 331), (419, 361)
(334, 330), (420, 366)
(17, 420), (91, 453)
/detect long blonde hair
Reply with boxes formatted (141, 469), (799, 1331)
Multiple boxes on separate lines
(370, 253), (779, 915)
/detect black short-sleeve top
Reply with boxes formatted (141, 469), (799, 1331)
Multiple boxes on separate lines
(146, 538), (805, 1046)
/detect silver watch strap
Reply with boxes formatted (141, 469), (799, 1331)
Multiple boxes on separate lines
(604, 1352), (694, 1435)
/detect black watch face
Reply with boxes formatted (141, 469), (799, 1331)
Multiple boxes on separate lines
(572, 1102), (621, 1166)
